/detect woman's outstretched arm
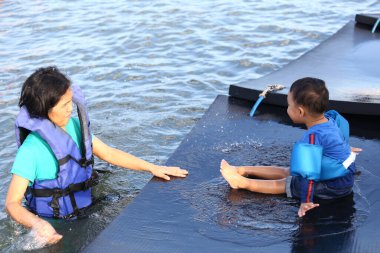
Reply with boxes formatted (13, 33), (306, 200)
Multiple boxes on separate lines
(92, 135), (188, 180)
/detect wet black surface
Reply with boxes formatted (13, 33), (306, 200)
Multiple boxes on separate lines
(230, 20), (380, 116)
(83, 95), (380, 253)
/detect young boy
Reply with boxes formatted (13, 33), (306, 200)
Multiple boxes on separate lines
(220, 77), (361, 217)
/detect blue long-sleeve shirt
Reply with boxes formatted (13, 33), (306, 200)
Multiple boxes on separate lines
(296, 118), (355, 203)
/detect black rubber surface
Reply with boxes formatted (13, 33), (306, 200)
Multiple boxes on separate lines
(83, 95), (380, 253)
(356, 13), (380, 26)
(229, 19), (380, 116)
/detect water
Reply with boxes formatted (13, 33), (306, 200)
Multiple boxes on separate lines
(185, 169), (369, 248)
(1, 0), (379, 252)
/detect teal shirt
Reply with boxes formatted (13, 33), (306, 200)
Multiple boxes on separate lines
(11, 118), (83, 183)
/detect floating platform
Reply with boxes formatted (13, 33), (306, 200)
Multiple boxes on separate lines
(84, 95), (380, 253)
(230, 16), (380, 116)
(84, 15), (380, 253)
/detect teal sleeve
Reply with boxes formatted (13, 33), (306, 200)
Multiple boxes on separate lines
(11, 145), (37, 183)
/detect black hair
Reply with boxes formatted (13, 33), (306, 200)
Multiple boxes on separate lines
(289, 77), (329, 114)
(19, 66), (71, 118)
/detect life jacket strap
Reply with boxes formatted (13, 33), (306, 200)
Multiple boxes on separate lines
(79, 156), (94, 167)
(28, 171), (99, 219)
(58, 155), (94, 168)
(69, 192), (79, 217)
(306, 133), (316, 203)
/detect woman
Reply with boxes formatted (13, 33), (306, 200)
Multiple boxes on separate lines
(5, 67), (188, 245)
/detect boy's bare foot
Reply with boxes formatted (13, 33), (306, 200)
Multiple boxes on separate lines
(220, 159), (240, 173)
(220, 159), (245, 189)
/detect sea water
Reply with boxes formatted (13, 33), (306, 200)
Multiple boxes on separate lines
(0, 0), (378, 252)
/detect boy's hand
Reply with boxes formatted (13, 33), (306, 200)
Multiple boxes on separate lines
(298, 202), (319, 217)
(351, 146), (363, 154)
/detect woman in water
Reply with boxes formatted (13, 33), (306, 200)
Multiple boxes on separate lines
(5, 66), (188, 245)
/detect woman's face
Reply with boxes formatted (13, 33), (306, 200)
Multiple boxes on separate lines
(48, 87), (73, 128)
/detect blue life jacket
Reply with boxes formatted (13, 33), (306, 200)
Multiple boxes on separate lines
(15, 86), (98, 219)
(290, 110), (354, 181)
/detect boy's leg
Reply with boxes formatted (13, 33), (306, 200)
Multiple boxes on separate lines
(221, 159), (289, 179)
(220, 164), (286, 194)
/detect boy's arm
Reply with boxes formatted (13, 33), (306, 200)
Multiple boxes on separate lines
(298, 177), (319, 217)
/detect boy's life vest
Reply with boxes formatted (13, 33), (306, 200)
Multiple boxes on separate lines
(290, 110), (355, 181)
(15, 85), (98, 219)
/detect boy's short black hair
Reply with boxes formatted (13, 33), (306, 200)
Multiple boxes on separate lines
(290, 77), (329, 114)
(19, 66), (71, 118)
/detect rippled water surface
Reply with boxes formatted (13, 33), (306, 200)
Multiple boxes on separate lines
(1, 0), (379, 252)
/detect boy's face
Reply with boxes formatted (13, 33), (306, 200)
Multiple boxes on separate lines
(287, 91), (303, 124)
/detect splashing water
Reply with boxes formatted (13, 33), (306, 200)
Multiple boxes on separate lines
(16, 230), (50, 251)
(213, 139), (263, 154)
(181, 175), (370, 247)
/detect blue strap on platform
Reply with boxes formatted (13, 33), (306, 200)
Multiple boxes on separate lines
(372, 18), (380, 33)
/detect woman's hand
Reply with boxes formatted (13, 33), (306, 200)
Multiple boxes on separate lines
(149, 165), (188, 180)
(6, 174), (61, 246)
(298, 202), (319, 217)
(31, 219), (62, 245)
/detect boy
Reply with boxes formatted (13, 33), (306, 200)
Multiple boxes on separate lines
(220, 77), (361, 217)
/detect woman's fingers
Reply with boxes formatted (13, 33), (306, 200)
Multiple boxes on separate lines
(47, 234), (63, 245)
(163, 166), (188, 177)
(153, 166), (188, 180)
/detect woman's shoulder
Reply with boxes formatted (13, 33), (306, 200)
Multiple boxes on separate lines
(22, 132), (47, 147)
(19, 132), (53, 156)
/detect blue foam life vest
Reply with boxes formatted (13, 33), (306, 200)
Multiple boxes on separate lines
(290, 142), (323, 180)
(290, 110), (353, 181)
(15, 86), (98, 219)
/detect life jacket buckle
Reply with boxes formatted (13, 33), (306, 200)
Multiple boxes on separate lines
(53, 188), (63, 196)
(79, 156), (94, 167)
